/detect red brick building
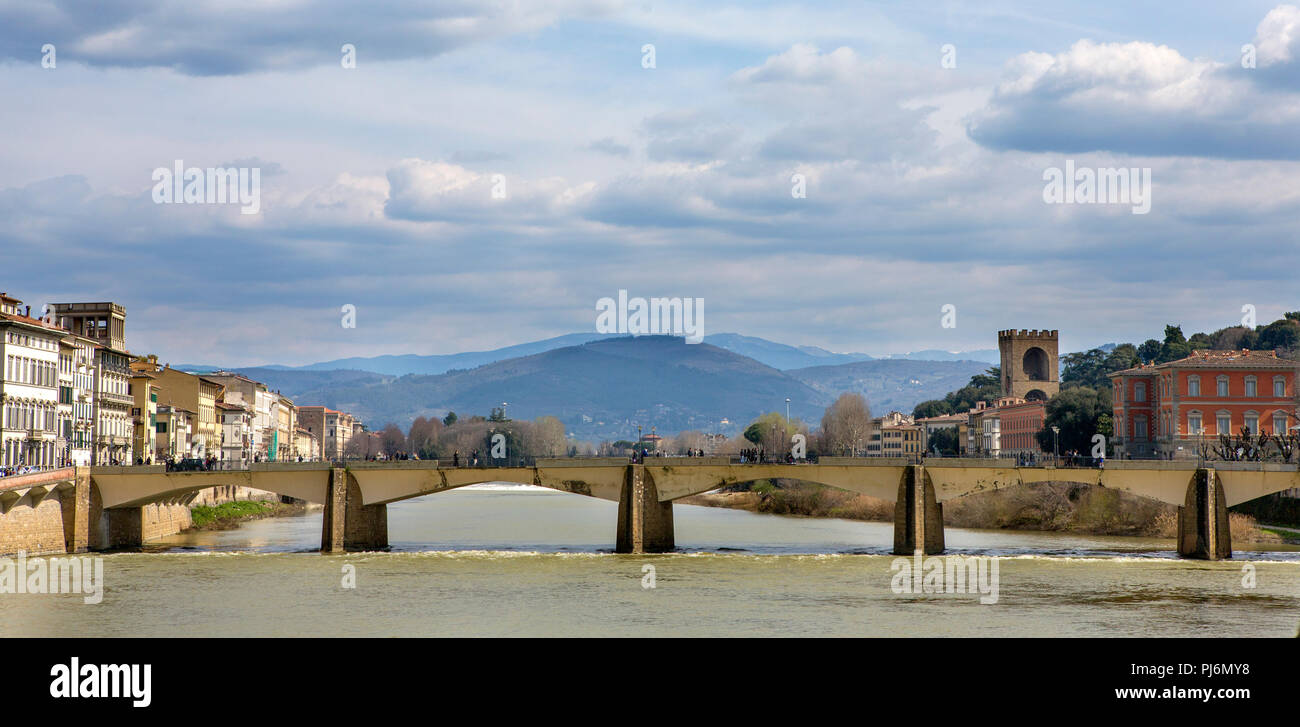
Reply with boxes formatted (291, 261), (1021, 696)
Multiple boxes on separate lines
(997, 398), (1047, 455)
(1109, 349), (1300, 459)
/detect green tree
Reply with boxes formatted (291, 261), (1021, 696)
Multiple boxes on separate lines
(1035, 386), (1111, 455)
(912, 399), (951, 419)
(927, 427), (959, 455)
(1104, 343), (1139, 373)
(443, 411), (458, 426)
(744, 411), (796, 451)
(1158, 325), (1190, 363)
(1137, 339), (1161, 364)
(1061, 349), (1107, 389)
(1257, 319), (1300, 351)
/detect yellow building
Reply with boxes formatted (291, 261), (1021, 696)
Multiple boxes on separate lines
(130, 356), (223, 458)
(130, 370), (159, 464)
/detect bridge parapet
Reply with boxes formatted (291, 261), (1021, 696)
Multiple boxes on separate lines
(924, 458), (1011, 469)
(536, 457), (631, 468)
(1103, 460), (1199, 471)
(346, 460), (439, 471)
(816, 457), (910, 466)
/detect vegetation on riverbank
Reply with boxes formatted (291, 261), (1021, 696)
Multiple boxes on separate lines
(188, 500), (306, 531)
(680, 480), (1280, 543)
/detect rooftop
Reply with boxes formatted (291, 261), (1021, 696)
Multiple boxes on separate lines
(1110, 349), (1296, 376)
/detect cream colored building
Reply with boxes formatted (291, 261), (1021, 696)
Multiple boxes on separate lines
(94, 346), (134, 465)
(0, 294), (64, 469)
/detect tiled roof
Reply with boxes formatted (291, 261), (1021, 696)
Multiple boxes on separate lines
(1110, 349), (1297, 376)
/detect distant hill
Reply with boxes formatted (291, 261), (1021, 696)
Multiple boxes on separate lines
(194, 331), (995, 376)
(233, 331), (876, 375)
(266, 332), (619, 376)
(787, 359), (991, 415)
(704, 333), (874, 369)
(875, 349), (1000, 364)
(226, 336), (989, 440)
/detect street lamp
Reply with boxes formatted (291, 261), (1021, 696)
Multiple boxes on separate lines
(1051, 426), (1060, 466)
(502, 402), (508, 420)
(785, 397), (791, 424)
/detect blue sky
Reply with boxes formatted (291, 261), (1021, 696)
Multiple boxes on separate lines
(2, 1), (1298, 366)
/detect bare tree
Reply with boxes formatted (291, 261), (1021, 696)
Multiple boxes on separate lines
(820, 392), (872, 456)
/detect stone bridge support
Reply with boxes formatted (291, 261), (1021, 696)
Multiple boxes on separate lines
(616, 464), (674, 553)
(1178, 467), (1231, 560)
(893, 465), (944, 555)
(321, 467), (388, 552)
(59, 469), (92, 554)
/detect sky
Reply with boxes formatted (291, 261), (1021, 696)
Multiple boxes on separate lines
(2, 0), (1299, 367)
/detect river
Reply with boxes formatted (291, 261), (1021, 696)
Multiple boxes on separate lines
(5, 485), (1298, 637)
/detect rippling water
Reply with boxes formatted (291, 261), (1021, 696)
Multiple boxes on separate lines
(4, 487), (1298, 637)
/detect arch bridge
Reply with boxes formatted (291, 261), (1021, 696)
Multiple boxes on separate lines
(7, 458), (1295, 559)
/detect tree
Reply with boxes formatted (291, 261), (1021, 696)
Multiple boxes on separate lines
(1137, 339), (1162, 364)
(1158, 325), (1190, 363)
(928, 427), (959, 455)
(1105, 343), (1139, 373)
(743, 412), (797, 453)
(1210, 326), (1257, 351)
(1061, 349), (1108, 390)
(442, 411), (458, 426)
(911, 369), (1002, 419)
(407, 416), (443, 458)
(379, 423), (406, 457)
(1257, 319), (1300, 351)
(820, 392), (872, 456)
(912, 399), (951, 419)
(1034, 386), (1111, 455)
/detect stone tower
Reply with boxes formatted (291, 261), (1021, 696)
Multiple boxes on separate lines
(997, 329), (1059, 401)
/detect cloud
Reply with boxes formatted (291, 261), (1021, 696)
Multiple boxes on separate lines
(586, 137), (631, 157)
(729, 43), (863, 84)
(1251, 4), (1300, 89)
(0, 0), (622, 75)
(383, 158), (593, 224)
(967, 30), (1300, 159)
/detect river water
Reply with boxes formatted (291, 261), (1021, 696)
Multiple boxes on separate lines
(5, 486), (1299, 637)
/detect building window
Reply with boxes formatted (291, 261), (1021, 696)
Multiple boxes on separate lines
(1217, 376), (1229, 397)
(1216, 411), (1231, 435)
(1134, 382), (1146, 403)
(1274, 377), (1286, 397)
(1134, 417), (1148, 440)
(1187, 376), (1200, 397)
(1245, 376), (1257, 397)
(1273, 412), (1288, 435)
(1187, 412), (1202, 435)
(1245, 412), (1259, 434)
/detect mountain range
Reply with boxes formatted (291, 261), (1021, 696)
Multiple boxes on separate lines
(208, 335), (992, 441)
(179, 332), (998, 375)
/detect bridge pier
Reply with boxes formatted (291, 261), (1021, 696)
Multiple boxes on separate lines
(616, 464), (674, 553)
(893, 465), (944, 555)
(59, 468), (93, 554)
(1178, 467), (1231, 560)
(321, 468), (388, 552)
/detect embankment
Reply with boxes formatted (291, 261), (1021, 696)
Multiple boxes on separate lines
(680, 480), (1281, 543)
